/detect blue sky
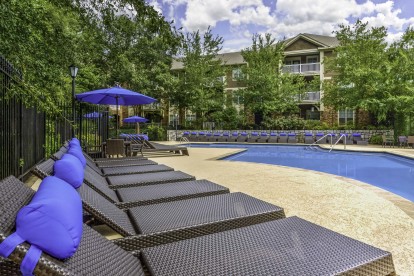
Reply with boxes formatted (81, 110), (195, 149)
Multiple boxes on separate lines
(147, 0), (414, 53)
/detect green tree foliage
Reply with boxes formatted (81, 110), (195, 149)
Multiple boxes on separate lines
(323, 21), (389, 123)
(324, 21), (414, 133)
(0, 0), (180, 120)
(239, 33), (305, 125)
(173, 27), (225, 128)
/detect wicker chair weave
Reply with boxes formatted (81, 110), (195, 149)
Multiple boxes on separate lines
(101, 164), (173, 176)
(141, 216), (395, 276)
(107, 171), (195, 188)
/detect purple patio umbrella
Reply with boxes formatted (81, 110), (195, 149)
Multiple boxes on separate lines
(123, 115), (148, 133)
(75, 86), (156, 135)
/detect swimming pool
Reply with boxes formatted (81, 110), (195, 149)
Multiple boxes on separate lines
(188, 143), (414, 202)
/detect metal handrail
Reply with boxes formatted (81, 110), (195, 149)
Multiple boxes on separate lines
(179, 136), (189, 143)
(306, 134), (333, 150)
(329, 134), (347, 152)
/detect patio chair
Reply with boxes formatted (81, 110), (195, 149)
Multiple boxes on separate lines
(278, 132), (288, 143)
(188, 131), (198, 142)
(315, 132), (325, 144)
(182, 131), (190, 140)
(352, 133), (362, 144)
(229, 131), (239, 142)
(205, 132), (213, 142)
(35, 158), (230, 209)
(0, 176), (396, 276)
(53, 149), (162, 177)
(238, 131), (248, 142)
(105, 139), (126, 158)
(268, 132), (278, 143)
(382, 134), (394, 148)
(197, 131), (206, 142)
(247, 131), (259, 143)
(327, 133), (336, 144)
(142, 140), (189, 156)
(256, 132), (269, 143)
(34, 158), (196, 190)
(211, 132), (221, 142)
(31, 166), (287, 250)
(217, 132), (230, 142)
(304, 132), (314, 144)
(407, 136), (414, 148)
(287, 133), (297, 143)
(398, 136), (408, 148)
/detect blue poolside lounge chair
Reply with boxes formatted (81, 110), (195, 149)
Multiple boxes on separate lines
(188, 131), (198, 142)
(287, 133), (297, 143)
(182, 131), (190, 140)
(218, 132), (230, 142)
(205, 132), (213, 142)
(256, 132), (269, 143)
(327, 133), (336, 144)
(304, 132), (314, 144)
(229, 131), (239, 142)
(268, 132), (278, 143)
(197, 131), (207, 142)
(247, 131), (259, 143)
(239, 132), (248, 142)
(315, 132), (325, 144)
(352, 133), (362, 144)
(211, 132), (221, 142)
(278, 132), (288, 143)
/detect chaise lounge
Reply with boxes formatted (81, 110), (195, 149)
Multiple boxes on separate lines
(0, 176), (396, 276)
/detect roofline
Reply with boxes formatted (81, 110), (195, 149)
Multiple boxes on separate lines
(284, 34), (330, 48)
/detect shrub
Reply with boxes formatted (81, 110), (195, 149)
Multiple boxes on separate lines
(369, 135), (382, 145)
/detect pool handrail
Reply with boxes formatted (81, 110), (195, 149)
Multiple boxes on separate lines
(329, 133), (347, 152)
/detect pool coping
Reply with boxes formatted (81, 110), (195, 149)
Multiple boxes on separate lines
(200, 143), (414, 220)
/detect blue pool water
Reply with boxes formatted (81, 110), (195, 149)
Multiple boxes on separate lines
(188, 143), (414, 202)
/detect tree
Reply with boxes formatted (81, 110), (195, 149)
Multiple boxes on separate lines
(323, 20), (389, 126)
(172, 27), (225, 128)
(239, 33), (305, 126)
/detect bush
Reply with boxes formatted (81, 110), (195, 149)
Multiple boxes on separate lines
(146, 124), (166, 141)
(369, 135), (382, 145)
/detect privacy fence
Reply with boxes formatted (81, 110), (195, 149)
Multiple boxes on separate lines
(0, 56), (109, 180)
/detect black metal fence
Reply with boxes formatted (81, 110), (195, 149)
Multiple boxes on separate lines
(1, 56), (109, 180)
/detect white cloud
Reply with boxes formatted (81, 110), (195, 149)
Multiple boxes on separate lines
(180, 0), (273, 31)
(147, 0), (414, 50)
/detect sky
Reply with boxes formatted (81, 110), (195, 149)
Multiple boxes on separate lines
(146, 0), (414, 53)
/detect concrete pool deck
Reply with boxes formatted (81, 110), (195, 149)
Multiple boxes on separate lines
(151, 142), (414, 275)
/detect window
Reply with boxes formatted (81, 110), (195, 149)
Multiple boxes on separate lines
(232, 68), (243, 80)
(306, 56), (319, 63)
(338, 109), (354, 125)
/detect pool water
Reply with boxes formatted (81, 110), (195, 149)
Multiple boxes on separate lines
(189, 143), (414, 202)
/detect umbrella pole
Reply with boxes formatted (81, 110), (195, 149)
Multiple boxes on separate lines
(116, 96), (119, 137)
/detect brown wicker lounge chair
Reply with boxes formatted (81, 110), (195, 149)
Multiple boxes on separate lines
(0, 176), (396, 276)
(52, 149), (165, 177)
(34, 158), (196, 189)
(34, 158), (230, 209)
(30, 164), (286, 250)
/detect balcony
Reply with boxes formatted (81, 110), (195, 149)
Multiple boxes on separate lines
(281, 63), (320, 75)
(295, 91), (320, 103)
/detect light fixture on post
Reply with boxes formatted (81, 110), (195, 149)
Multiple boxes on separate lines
(69, 64), (78, 138)
(175, 113), (178, 141)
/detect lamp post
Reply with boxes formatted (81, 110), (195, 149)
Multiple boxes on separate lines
(69, 65), (78, 138)
(175, 113), (178, 141)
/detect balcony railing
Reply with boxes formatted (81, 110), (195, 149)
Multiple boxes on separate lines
(282, 63), (320, 74)
(295, 91), (320, 102)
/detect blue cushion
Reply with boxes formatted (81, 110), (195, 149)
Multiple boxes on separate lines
(69, 138), (80, 147)
(15, 176), (83, 259)
(54, 154), (84, 188)
(68, 147), (86, 168)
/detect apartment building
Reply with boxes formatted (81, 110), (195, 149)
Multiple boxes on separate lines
(168, 33), (361, 127)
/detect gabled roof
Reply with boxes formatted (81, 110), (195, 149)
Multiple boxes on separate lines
(171, 51), (246, 70)
(284, 33), (339, 48)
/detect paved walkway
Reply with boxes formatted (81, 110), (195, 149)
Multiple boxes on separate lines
(153, 142), (414, 275)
